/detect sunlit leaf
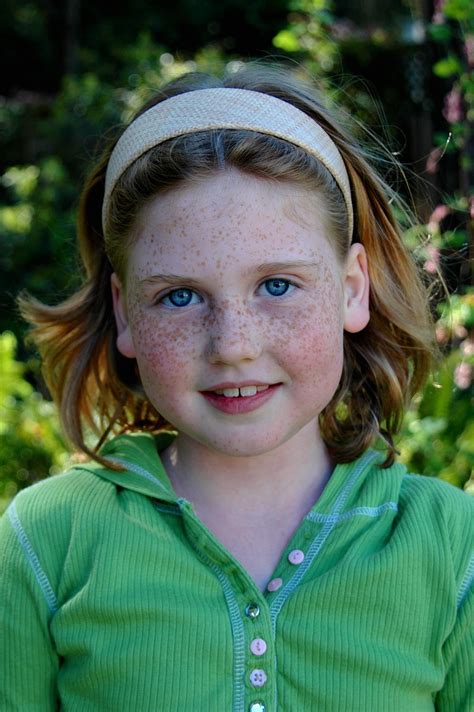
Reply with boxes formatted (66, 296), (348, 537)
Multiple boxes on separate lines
(433, 56), (463, 78)
(272, 29), (301, 52)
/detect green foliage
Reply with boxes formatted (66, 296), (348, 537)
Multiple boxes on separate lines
(0, 153), (78, 336)
(0, 332), (69, 514)
(398, 0), (473, 493)
(273, 29), (301, 53)
(272, 0), (338, 76)
(428, 23), (453, 42)
(433, 55), (463, 77)
(399, 291), (474, 490)
(444, 0), (473, 22)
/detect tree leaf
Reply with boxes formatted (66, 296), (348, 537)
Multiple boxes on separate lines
(433, 56), (463, 78)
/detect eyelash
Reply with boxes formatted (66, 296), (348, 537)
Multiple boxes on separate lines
(157, 278), (298, 308)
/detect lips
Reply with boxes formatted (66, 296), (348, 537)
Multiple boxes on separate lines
(200, 383), (281, 414)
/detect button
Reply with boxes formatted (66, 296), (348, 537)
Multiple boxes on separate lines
(245, 602), (260, 619)
(250, 638), (267, 656)
(249, 668), (267, 687)
(267, 577), (283, 592)
(288, 549), (305, 565)
(249, 703), (266, 712)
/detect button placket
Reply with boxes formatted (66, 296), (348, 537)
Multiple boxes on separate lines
(263, 547), (306, 599)
(243, 596), (273, 711)
(182, 498), (282, 712)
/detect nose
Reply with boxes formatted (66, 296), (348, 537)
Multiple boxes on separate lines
(206, 300), (263, 365)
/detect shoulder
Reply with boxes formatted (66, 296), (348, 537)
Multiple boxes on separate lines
(6, 463), (118, 533)
(1, 465), (119, 575)
(1, 431), (174, 558)
(398, 472), (473, 593)
(356, 456), (473, 610)
(399, 471), (474, 526)
(0, 461), (134, 609)
(348, 450), (473, 527)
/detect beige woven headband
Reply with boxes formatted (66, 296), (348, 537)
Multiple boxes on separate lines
(103, 88), (353, 238)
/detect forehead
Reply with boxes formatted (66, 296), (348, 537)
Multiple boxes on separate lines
(128, 169), (338, 275)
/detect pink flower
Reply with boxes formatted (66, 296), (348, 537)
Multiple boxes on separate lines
(430, 204), (450, 223)
(465, 35), (474, 67)
(443, 88), (463, 124)
(454, 362), (472, 390)
(427, 204), (450, 233)
(423, 245), (440, 274)
(432, 0), (446, 24)
(426, 146), (442, 174)
(461, 339), (474, 356)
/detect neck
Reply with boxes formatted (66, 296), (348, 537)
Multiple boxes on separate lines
(160, 422), (333, 522)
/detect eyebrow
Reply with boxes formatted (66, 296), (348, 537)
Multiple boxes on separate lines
(140, 273), (202, 287)
(139, 261), (319, 286)
(256, 260), (319, 273)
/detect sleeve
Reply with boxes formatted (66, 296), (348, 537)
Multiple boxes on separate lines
(435, 559), (474, 712)
(0, 504), (60, 710)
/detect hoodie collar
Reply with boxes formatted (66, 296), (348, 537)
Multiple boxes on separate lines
(71, 432), (400, 514)
(73, 432), (179, 503)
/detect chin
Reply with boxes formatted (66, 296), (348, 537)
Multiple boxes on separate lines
(198, 428), (303, 459)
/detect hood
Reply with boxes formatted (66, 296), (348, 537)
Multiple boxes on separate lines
(72, 432), (179, 503)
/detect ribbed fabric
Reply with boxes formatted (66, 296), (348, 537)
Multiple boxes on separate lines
(0, 432), (472, 711)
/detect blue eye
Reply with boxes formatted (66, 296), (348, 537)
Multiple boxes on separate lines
(260, 278), (293, 297)
(161, 288), (201, 308)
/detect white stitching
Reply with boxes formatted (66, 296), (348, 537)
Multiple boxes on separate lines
(106, 457), (170, 492)
(306, 501), (398, 524)
(7, 501), (58, 615)
(457, 553), (474, 609)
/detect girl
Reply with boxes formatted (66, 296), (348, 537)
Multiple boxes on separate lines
(1, 65), (472, 711)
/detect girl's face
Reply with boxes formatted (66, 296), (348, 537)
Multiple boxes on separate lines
(112, 169), (369, 458)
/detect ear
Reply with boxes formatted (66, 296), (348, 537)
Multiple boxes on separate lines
(111, 273), (136, 358)
(343, 243), (370, 333)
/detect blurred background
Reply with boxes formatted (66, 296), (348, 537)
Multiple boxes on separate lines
(0, 0), (473, 512)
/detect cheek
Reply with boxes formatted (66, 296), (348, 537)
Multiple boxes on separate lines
(282, 314), (344, 387)
(128, 307), (201, 391)
(274, 284), (345, 377)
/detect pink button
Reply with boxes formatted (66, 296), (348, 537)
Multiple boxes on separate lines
(250, 638), (267, 656)
(267, 577), (283, 592)
(249, 669), (267, 688)
(288, 549), (305, 565)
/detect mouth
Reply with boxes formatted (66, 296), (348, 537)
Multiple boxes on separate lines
(200, 382), (281, 414)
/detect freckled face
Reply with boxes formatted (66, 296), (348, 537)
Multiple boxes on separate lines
(113, 170), (352, 457)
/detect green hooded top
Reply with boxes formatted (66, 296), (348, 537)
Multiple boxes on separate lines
(1, 432), (473, 711)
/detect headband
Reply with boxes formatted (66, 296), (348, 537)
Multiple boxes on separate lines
(102, 88), (353, 239)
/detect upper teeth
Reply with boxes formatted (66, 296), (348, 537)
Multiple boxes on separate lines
(214, 385), (269, 397)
